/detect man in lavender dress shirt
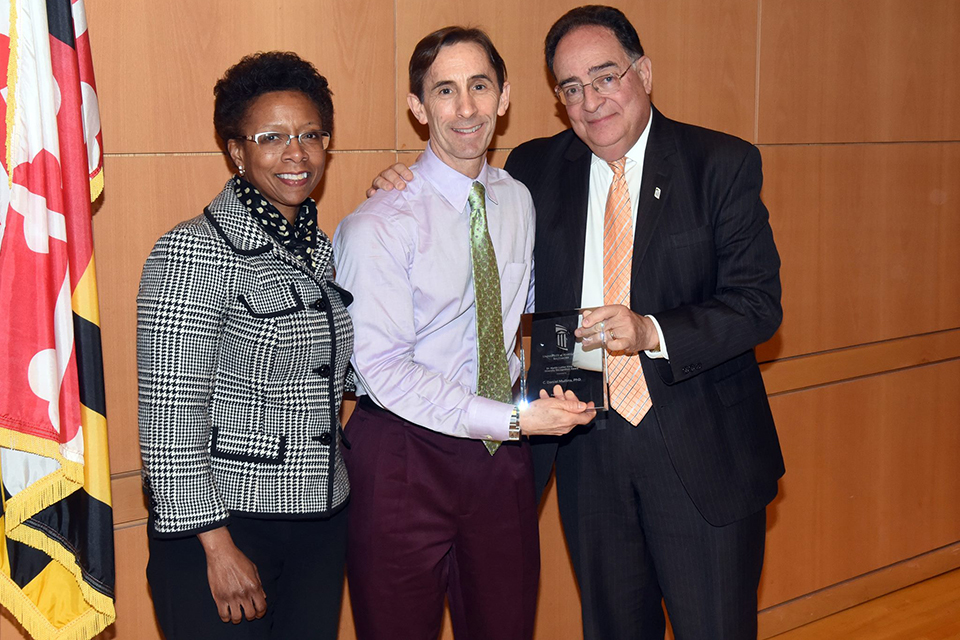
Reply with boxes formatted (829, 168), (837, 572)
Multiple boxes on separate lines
(333, 26), (594, 640)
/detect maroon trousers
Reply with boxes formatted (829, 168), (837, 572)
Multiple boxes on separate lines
(343, 399), (539, 640)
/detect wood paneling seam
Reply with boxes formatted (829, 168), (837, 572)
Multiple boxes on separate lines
(757, 540), (960, 638)
(756, 140), (960, 148)
(767, 355), (960, 397)
(759, 327), (960, 365)
(113, 519), (148, 532)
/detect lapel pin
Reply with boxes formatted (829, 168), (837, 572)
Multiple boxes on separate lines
(654, 187), (661, 199)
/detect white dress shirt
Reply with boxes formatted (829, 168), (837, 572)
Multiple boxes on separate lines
(574, 111), (668, 371)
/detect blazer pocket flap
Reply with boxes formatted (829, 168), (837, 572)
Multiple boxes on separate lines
(238, 282), (304, 318)
(668, 225), (713, 248)
(714, 364), (766, 408)
(211, 426), (287, 464)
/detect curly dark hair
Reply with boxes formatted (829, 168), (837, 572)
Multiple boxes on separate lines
(213, 51), (334, 143)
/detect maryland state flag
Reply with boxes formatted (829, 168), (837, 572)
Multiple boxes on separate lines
(0, 0), (116, 638)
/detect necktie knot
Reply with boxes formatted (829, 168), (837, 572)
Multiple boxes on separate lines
(468, 181), (485, 212)
(608, 157), (626, 179)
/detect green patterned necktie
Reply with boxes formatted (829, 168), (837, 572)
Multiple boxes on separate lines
(468, 181), (512, 455)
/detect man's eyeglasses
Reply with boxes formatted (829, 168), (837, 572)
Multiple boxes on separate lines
(554, 59), (639, 106)
(242, 130), (331, 153)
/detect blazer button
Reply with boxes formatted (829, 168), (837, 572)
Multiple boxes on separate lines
(312, 297), (327, 311)
(312, 433), (333, 446)
(313, 364), (331, 377)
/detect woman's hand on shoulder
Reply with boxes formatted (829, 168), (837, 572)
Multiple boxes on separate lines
(197, 526), (267, 623)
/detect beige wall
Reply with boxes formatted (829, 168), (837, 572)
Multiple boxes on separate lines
(3, 0), (958, 638)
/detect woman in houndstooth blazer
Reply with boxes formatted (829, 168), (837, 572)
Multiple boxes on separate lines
(138, 52), (352, 640)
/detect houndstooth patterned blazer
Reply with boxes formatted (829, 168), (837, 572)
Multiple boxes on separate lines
(138, 180), (354, 537)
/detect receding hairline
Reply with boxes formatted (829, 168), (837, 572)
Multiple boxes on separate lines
(544, 6), (645, 77)
(408, 26), (507, 101)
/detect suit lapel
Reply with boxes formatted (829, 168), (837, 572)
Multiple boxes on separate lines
(558, 138), (592, 308)
(632, 108), (676, 287)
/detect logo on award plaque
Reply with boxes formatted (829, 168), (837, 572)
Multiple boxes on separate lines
(519, 309), (609, 411)
(555, 324), (570, 352)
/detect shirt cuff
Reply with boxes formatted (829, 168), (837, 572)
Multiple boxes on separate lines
(466, 395), (515, 441)
(643, 315), (669, 360)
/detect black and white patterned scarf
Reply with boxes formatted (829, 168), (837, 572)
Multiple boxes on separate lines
(234, 175), (319, 272)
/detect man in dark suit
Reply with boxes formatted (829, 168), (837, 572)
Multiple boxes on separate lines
(503, 6), (785, 639)
(370, 6), (784, 638)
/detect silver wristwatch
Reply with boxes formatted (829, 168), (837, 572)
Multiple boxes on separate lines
(508, 405), (521, 441)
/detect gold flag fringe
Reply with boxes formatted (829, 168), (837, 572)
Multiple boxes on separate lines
(0, 426), (117, 639)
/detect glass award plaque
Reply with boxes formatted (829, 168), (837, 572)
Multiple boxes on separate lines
(519, 309), (609, 411)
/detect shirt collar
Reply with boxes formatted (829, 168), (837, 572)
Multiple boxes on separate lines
(625, 108), (653, 165)
(419, 141), (499, 212)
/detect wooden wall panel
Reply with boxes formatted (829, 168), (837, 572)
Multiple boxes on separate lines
(533, 481), (583, 639)
(626, 0), (758, 142)
(94, 151), (396, 473)
(756, 142), (960, 361)
(760, 329), (960, 395)
(758, 542), (960, 638)
(112, 474), (149, 525)
(86, 0), (396, 153)
(2, 2), (956, 639)
(758, 0), (960, 144)
(394, 0), (757, 151)
(0, 609), (28, 639)
(759, 360), (960, 608)
(94, 526), (164, 640)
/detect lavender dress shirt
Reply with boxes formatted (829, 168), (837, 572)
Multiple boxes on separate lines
(333, 144), (535, 442)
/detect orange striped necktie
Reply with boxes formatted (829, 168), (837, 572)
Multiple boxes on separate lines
(603, 158), (651, 426)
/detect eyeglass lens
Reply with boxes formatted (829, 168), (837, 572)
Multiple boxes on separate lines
(253, 131), (330, 151)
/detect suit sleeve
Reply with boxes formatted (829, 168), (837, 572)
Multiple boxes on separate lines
(651, 145), (782, 384)
(137, 228), (230, 537)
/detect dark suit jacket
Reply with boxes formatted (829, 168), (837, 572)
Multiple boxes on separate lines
(505, 107), (785, 527)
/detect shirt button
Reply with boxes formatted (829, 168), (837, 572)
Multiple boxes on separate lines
(313, 364), (331, 377)
(312, 297), (327, 311)
(312, 433), (333, 446)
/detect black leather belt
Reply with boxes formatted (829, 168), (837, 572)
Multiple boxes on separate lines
(357, 395), (404, 422)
